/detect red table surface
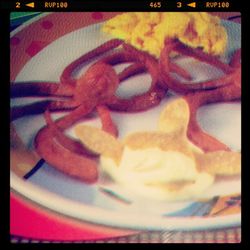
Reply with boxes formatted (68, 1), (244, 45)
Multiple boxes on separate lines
(10, 192), (137, 241)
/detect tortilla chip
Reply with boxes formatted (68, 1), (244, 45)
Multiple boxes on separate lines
(123, 131), (194, 159)
(74, 125), (123, 164)
(158, 98), (190, 135)
(195, 151), (241, 176)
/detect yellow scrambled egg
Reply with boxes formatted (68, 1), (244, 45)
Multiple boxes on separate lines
(102, 12), (228, 57)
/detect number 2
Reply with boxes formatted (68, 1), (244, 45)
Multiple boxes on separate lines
(16, 2), (21, 8)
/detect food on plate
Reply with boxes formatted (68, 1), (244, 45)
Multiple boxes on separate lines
(74, 125), (123, 164)
(96, 105), (119, 137)
(98, 46), (166, 112)
(184, 50), (241, 152)
(158, 97), (190, 136)
(74, 98), (240, 200)
(74, 62), (119, 106)
(30, 62), (121, 182)
(10, 40), (168, 121)
(35, 111), (99, 183)
(43, 110), (98, 157)
(60, 39), (123, 86)
(195, 151), (241, 176)
(10, 12), (241, 199)
(159, 39), (235, 94)
(102, 12), (228, 57)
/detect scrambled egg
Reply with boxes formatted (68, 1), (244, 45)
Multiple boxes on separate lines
(102, 12), (228, 57)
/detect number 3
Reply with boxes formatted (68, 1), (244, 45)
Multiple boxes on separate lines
(177, 2), (182, 8)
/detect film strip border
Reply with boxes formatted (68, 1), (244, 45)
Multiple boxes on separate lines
(11, 227), (241, 243)
(2, 0), (243, 12)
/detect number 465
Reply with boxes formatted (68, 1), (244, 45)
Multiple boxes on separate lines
(149, 2), (161, 8)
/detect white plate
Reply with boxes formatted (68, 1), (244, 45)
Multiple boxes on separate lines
(10, 14), (241, 231)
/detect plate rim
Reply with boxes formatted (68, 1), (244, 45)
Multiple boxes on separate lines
(10, 172), (241, 231)
(11, 12), (50, 37)
(10, 13), (241, 231)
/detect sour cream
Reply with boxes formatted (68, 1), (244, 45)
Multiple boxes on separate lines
(100, 147), (214, 201)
